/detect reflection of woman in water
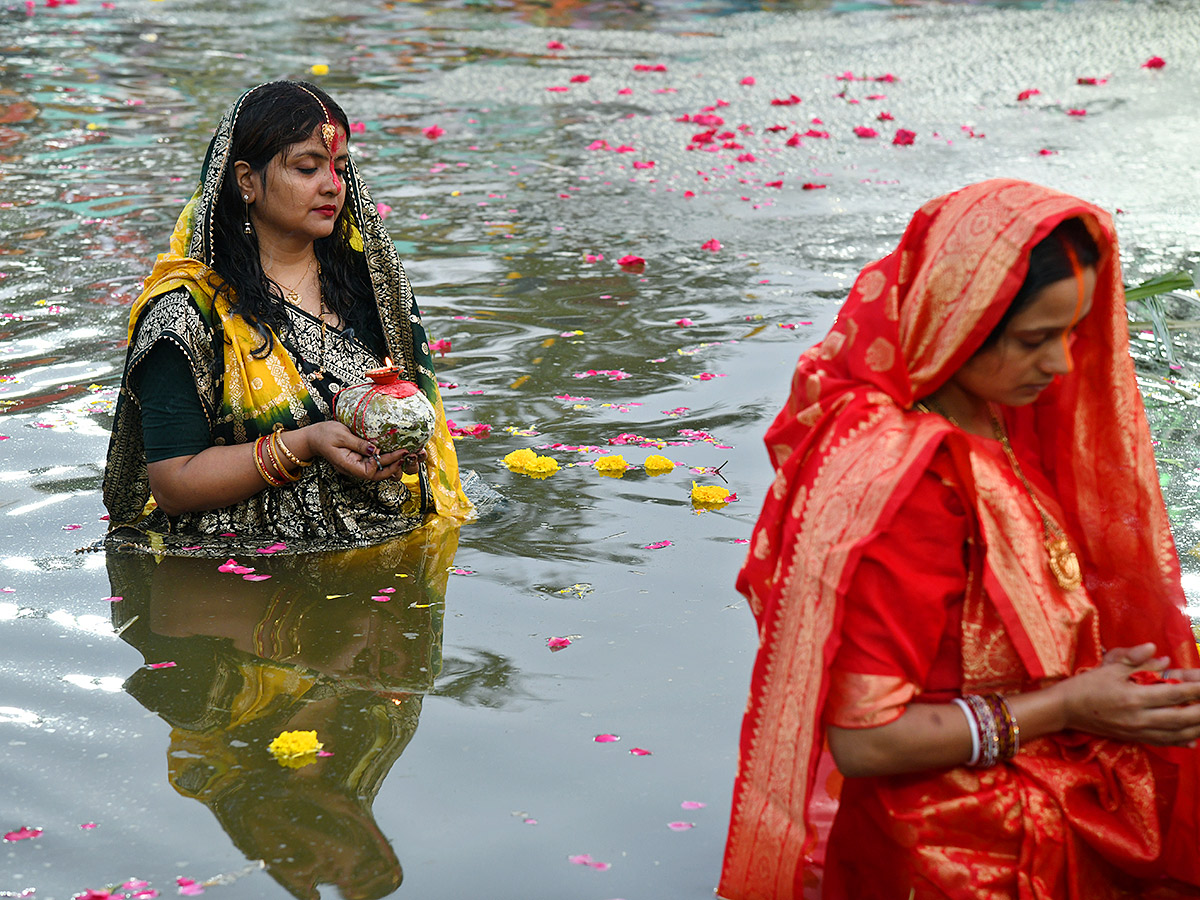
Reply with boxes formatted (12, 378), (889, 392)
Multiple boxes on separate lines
(103, 81), (473, 557)
(110, 523), (457, 900)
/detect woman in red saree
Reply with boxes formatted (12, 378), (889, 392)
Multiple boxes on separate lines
(719, 179), (1200, 900)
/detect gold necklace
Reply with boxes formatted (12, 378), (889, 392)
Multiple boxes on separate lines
(989, 409), (1082, 592)
(914, 398), (960, 427)
(269, 256), (315, 306)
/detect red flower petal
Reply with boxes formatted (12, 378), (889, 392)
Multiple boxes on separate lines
(802, 183), (827, 190)
(3, 826), (42, 841)
(570, 74), (590, 83)
(632, 160), (655, 169)
(892, 128), (917, 146)
(422, 125), (445, 139)
(765, 180), (783, 188)
(1017, 88), (1041, 101)
(853, 126), (878, 138)
(1067, 108), (1087, 116)
(700, 238), (721, 252)
(547, 636), (573, 650)
(617, 255), (645, 270)
(546, 40), (565, 50)
(1142, 56), (1165, 69)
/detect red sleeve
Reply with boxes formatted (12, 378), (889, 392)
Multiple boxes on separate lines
(825, 449), (971, 728)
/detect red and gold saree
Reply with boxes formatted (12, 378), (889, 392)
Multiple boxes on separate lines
(719, 179), (1200, 900)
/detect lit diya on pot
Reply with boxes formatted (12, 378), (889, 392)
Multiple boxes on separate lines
(333, 359), (436, 453)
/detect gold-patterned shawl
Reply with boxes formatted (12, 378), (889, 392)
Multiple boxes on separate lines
(103, 83), (472, 555)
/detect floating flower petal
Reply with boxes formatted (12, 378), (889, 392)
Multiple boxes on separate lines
(681, 801), (707, 809)
(3, 826), (42, 841)
(700, 238), (721, 252)
(668, 821), (696, 831)
(594, 733), (620, 743)
(644, 455), (675, 475)
(1142, 56), (1166, 69)
(893, 128), (916, 145)
(643, 540), (673, 550)
(629, 747), (652, 756)
(853, 126), (879, 138)
(547, 636), (573, 651)
(422, 125), (445, 140)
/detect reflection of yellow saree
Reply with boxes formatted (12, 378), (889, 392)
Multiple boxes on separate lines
(110, 522), (457, 900)
(102, 86), (471, 556)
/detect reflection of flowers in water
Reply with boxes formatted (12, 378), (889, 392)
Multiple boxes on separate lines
(595, 455), (628, 477)
(504, 448), (559, 478)
(644, 454), (674, 475)
(692, 481), (731, 509)
(268, 730), (324, 768)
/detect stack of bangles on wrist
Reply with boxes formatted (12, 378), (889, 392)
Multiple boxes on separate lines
(253, 423), (314, 487)
(951, 693), (1020, 768)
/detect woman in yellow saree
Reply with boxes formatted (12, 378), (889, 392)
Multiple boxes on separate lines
(103, 81), (473, 555)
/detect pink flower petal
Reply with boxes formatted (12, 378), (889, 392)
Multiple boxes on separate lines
(765, 180), (783, 188)
(617, 255), (645, 270)
(546, 40), (566, 50)
(629, 747), (652, 756)
(632, 63), (667, 72)
(232, 566), (255, 575)
(176, 877), (205, 896)
(422, 124), (445, 139)
(147, 661), (177, 669)
(349, 121), (367, 134)
(217, 559), (239, 573)
(547, 636), (573, 650)
(570, 74), (590, 83)
(802, 183), (827, 190)
(668, 821), (696, 831)
(700, 238), (721, 252)
(372, 595), (390, 602)
(429, 338), (452, 356)
(1038, 148), (1058, 156)
(1066, 108), (1087, 116)
(617, 87), (633, 95)
(740, 76), (756, 85)
(892, 128), (916, 146)
(594, 733), (621, 743)
(568, 854), (595, 865)
(643, 540), (673, 550)
(243, 573), (271, 582)
(106, 596), (122, 603)
(80, 821), (98, 829)
(675, 318), (695, 327)
(62, 523), (82, 531)
(546, 86), (569, 93)
(681, 801), (707, 809)
(1142, 56), (1165, 69)
(3, 826), (42, 841)
(853, 126), (879, 138)
(631, 160), (655, 169)
(378, 587), (396, 593)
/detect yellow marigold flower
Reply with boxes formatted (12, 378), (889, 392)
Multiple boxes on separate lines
(310, 63), (330, 76)
(268, 730), (323, 769)
(595, 455), (628, 478)
(691, 481), (731, 509)
(525, 455), (560, 478)
(644, 454), (675, 475)
(504, 448), (538, 471)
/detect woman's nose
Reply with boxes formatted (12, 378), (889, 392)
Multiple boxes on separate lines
(1043, 334), (1075, 375)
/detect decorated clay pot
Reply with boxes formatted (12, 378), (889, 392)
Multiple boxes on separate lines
(333, 366), (436, 453)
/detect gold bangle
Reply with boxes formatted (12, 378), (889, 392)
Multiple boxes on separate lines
(254, 436), (284, 487)
(273, 423), (313, 468)
(267, 431), (302, 483)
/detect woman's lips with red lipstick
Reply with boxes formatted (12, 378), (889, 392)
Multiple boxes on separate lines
(315, 205), (338, 217)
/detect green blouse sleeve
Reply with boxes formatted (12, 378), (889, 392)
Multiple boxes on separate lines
(133, 341), (212, 463)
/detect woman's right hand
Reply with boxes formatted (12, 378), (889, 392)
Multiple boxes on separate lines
(1055, 643), (1200, 747)
(295, 421), (409, 482)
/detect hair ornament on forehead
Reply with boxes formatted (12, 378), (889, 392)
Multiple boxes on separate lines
(291, 82), (343, 191)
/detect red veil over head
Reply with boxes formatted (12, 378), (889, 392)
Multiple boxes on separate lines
(720, 179), (1197, 900)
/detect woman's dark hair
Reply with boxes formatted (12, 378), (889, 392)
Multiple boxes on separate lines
(980, 217), (1101, 348)
(208, 81), (378, 357)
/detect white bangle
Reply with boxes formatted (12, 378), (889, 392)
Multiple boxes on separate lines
(952, 697), (981, 766)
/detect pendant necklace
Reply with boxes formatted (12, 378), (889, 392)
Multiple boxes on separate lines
(269, 256), (315, 306)
(989, 409), (1082, 592)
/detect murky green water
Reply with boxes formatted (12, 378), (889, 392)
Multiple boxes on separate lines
(3, 0), (1200, 897)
